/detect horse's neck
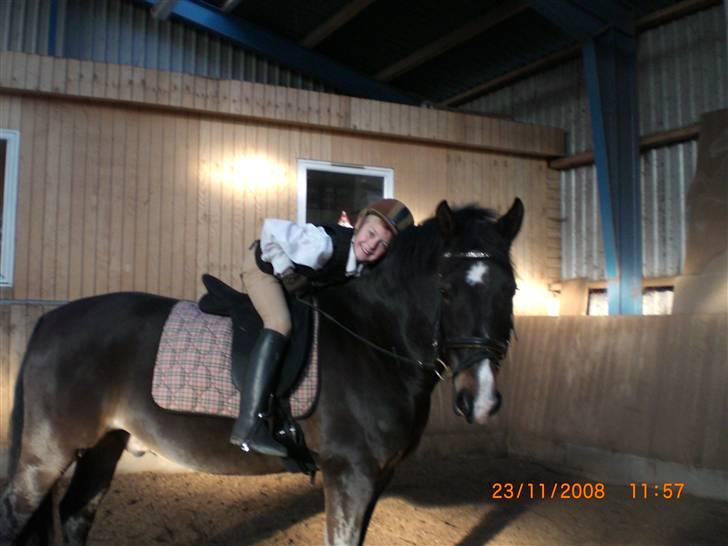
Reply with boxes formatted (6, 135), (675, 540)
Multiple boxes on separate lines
(319, 271), (440, 381)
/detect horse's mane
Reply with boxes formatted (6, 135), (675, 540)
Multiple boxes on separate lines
(366, 204), (515, 287)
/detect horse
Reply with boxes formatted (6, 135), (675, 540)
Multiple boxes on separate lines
(0, 198), (523, 546)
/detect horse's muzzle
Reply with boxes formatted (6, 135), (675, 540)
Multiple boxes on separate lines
(489, 391), (502, 416)
(454, 391), (474, 423)
(454, 389), (502, 423)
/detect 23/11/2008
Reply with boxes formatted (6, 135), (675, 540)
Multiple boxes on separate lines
(491, 482), (606, 500)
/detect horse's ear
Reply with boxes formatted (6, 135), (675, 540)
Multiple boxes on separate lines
(496, 197), (524, 243)
(436, 200), (454, 238)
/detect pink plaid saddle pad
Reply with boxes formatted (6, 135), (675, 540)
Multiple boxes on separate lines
(152, 301), (318, 419)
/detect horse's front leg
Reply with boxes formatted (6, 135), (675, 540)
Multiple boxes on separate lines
(321, 457), (393, 546)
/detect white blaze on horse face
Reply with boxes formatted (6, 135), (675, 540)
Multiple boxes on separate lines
(473, 359), (498, 424)
(466, 261), (488, 286)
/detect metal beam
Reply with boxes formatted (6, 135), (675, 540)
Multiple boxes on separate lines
(439, 0), (720, 107)
(527, 0), (606, 40)
(583, 29), (642, 314)
(638, 0), (721, 30)
(376, 1), (528, 82)
(301, 0), (376, 48)
(221, 0), (243, 13)
(549, 124), (700, 170)
(48, 0), (59, 56)
(137, 0), (418, 105)
(527, 1), (642, 314)
(151, 0), (179, 21)
(438, 46), (580, 107)
(577, 0), (634, 34)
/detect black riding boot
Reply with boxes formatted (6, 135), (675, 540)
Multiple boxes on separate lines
(230, 328), (289, 457)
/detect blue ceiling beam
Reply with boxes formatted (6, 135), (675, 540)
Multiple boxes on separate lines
(529, 1), (642, 315)
(138, 0), (419, 105)
(527, 0), (605, 40)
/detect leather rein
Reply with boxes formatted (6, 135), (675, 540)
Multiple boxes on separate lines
(297, 249), (510, 381)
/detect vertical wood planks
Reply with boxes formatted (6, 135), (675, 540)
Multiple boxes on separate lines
(0, 92), (556, 304)
(108, 108), (126, 293)
(183, 115), (200, 299)
(0, 51), (566, 158)
(170, 115), (187, 298)
(158, 112), (175, 296)
(94, 108), (113, 295)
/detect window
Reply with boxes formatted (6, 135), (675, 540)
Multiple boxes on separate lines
(587, 287), (674, 316)
(0, 130), (20, 287)
(297, 160), (393, 225)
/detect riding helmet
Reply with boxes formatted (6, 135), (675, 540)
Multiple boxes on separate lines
(356, 198), (414, 235)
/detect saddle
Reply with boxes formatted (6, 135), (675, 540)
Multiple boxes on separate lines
(198, 274), (317, 475)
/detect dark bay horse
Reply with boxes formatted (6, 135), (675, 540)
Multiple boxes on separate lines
(0, 199), (523, 545)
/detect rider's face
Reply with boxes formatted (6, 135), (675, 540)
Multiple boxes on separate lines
(352, 216), (393, 264)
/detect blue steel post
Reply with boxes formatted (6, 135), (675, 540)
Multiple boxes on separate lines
(583, 29), (642, 314)
(48, 0), (58, 56)
(528, 1), (642, 314)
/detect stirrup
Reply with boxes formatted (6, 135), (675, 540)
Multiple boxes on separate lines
(230, 419), (288, 458)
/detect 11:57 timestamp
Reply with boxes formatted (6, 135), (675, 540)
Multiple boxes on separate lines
(630, 482), (685, 499)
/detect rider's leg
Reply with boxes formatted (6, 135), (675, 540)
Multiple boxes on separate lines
(230, 248), (291, 457)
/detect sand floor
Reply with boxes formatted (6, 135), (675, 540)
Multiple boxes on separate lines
(73, 453), (728, 545)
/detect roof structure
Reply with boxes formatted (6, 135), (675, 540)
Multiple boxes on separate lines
(142, 0), (702, 106)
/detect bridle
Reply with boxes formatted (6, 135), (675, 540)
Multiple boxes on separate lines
(296, 248), (513, 381)
(430, 250), (511, 379)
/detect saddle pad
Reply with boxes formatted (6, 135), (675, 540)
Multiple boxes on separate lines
(152, 301), (318, 419)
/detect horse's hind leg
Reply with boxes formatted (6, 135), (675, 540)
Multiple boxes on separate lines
(0, 429), (75, 545)
(59, 430), (129, 545)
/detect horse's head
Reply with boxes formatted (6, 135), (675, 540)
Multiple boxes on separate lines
(435, 198), (523, 424)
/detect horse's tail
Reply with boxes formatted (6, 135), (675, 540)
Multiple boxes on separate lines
(6, 314), (45, 479)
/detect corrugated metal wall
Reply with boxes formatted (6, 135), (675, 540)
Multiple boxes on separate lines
(561, 141), (698, 280)
(469, 59), (591, 156)
(0, 0), (330, 91)
(640, 6), (727, 135)
(466, 5), (727, 153)
(465, 5), (726, 280)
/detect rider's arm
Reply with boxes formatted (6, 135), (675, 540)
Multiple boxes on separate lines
(259, 219), (334, 276)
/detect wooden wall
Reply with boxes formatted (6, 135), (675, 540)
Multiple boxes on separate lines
(0, 94), (560, 306)
(3, 304), (726, 475)
(425, 314), (728, 475)
(0, 305), (51, 446)
(502, 315), (727, 471)
(0, 52), (564, 159)
(0, 52), (564, 449)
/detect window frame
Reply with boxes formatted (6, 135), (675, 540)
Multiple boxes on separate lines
(0, 129), (20, 287)
(296, 159), (394, 224)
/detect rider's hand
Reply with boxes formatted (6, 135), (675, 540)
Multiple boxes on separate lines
(279, 268), (308, 295)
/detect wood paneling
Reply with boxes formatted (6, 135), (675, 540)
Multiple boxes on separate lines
(0, 53), (567, 452)
(0, 51), (565, 158)
(0, 94), (558, 303)
(0, 304), (52, 447)
(1, 306), (724, 477)
(491, 314), (728, 472)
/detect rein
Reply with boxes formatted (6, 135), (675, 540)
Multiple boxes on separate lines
(295, 297), (451, 379)
(296, 249), (510, 381)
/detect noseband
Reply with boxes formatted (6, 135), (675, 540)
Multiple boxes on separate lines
(432, 250), (511, 378)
